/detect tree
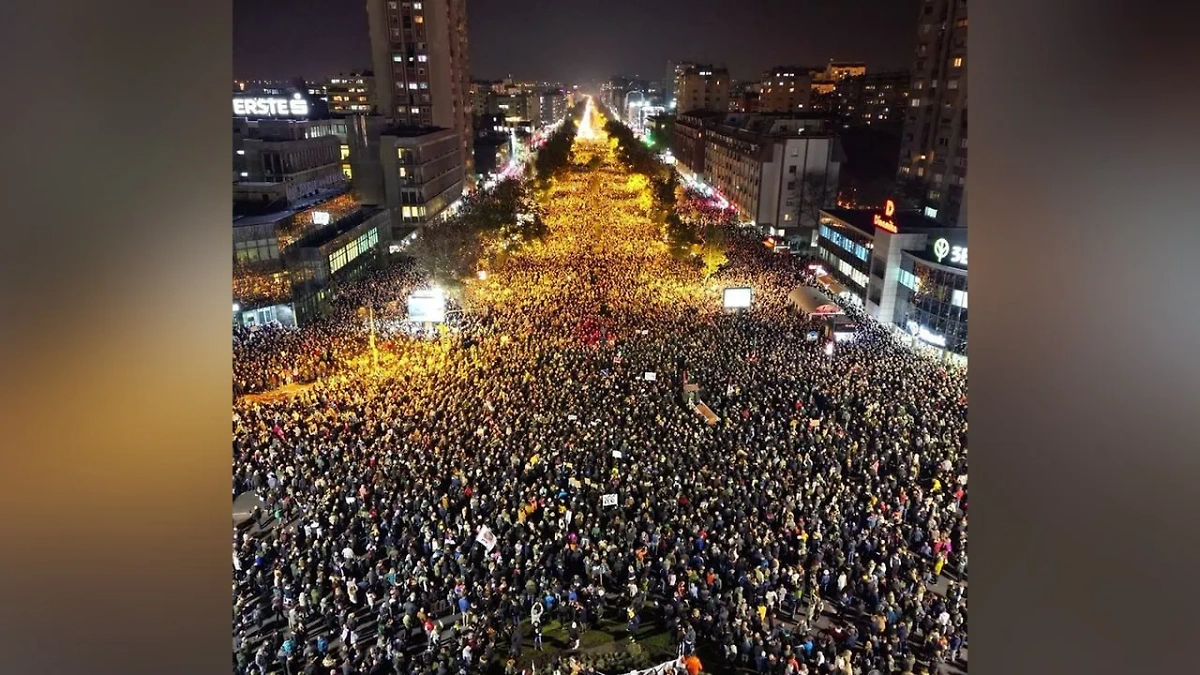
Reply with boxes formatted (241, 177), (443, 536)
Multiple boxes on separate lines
(699, 226), (727, 279)
(409, 221), (482, 298)
(798, 171), (836, 229)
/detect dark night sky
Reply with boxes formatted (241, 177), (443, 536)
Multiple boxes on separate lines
(234, 0), (921, 84)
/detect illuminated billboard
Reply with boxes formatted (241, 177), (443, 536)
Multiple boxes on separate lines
(723, 287), (753, 309)
(233, 93), (310, 118)
(407, 288), (446, 323)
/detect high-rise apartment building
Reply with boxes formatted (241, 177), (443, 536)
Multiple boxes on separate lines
(758, 67), (812, 113)
(366, 0), (474, 185)
(817, 70), (911, 130)
(325, 72), (375, 114)
(674, 65), (730, 114)
(897, 0), (967, 226)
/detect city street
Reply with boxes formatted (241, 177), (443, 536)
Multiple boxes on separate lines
(232, 100), (968, 675)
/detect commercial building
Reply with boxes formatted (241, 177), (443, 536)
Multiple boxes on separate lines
(674, 113), (842, 248)
(816, 201), (967, 361)
(897, 0), (968, 226)
(233, 190), (387, 327)
(325, 72), (375, 114)
(758, 67), (812, 113)
(674, 65), (730, 114)
(366, 0), (474, 184)
(232, 111), (349, 208)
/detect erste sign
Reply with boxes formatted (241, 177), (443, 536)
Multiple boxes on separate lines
(233, 94), (309, 118)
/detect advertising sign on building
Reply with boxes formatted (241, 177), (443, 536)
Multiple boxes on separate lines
(233, 93), (310, 118)
(930, 236), (968, 269)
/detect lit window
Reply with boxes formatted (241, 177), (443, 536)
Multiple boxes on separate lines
(411, 107), (419, 114)
(393, 55), (403, 62)
(952, 290), (968, 308)
(910, 98), (921, 107)
(953, 57), (963, 68)
(413, 1), (422, 7)
(414, 15), (423, 23)
(409, 82), (418, 89)
(947, 80), (959, 90)
(418, 55), (427, 62)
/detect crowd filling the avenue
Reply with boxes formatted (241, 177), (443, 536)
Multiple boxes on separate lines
(232, 107), (968, 675)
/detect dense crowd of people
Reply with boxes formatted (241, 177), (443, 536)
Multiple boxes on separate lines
(232, 113), (967, 675)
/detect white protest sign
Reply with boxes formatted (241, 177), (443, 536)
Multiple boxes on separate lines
(602, 494), (618, 507)
(613, 450), (623, 459)
(644, 372), (656, 381)
(476, 525), (497, 552)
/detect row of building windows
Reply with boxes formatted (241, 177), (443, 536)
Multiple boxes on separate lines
(328, 227), (379, 276)
(235, 238), (280, 263)
(898, 267), (920, 291)
(819, 224), (870, 262)
(401, 205), (428, 221)
(817, 246), (869, 290)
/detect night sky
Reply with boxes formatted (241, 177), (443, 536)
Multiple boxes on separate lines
(235, 0), (921, 84)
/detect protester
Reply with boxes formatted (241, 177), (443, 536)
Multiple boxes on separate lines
(232, 115), (968, 675)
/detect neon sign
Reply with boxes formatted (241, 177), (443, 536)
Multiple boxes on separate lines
(233, 93), (309, 118)
(873, 199), (898, 233)
(932, 237), (967, 267)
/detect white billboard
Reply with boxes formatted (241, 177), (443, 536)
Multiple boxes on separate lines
(723, 287), (753, 309)
(407, 288), (446, 323)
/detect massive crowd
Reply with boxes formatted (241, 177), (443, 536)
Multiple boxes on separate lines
(232, 114), (968, 675)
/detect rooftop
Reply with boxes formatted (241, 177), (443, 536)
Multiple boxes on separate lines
(382, 124), (450, 138)
(822, 207), (956, 237)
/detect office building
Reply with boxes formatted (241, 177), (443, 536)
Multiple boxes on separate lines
(758, 67), (812, 113)
(232, 114), (348, 207)
(366, 0), (474, 184)
(674, 65), (730, 114)
(897, 0), (968, 226)
(325, 72), (375, 114)
(233, 190), (387, 327)
(816, 202), (966, 361)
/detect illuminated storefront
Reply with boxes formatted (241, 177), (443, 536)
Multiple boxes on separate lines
(898, 232), (968, 358)
(820, 202), (968, 363)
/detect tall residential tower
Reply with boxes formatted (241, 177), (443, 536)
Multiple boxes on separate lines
(896, 0), (967, 226)
(366, 0), (474, 185)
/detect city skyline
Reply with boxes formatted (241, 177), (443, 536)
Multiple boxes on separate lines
(235, 0), (922, 83)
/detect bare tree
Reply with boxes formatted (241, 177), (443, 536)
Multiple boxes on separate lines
(798, 171), (835, 230)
